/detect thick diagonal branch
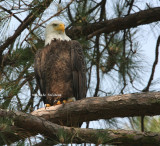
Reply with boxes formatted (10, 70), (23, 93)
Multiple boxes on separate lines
(66, 7), (160, 39)
(32, 92), (160, 125)
(1, 109), (160, 145)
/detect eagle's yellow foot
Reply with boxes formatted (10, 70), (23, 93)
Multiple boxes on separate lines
(63, 100), (67, 104)
(54, 97), (76, 106)
(45, 104), (51, 107)
(56, 100), (66, 105)
(56, 100), (61, 105)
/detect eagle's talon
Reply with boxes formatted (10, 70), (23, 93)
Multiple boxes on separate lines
(56, 100), (61, 105)
(45, 104), (51, 107)
(63, 100), (67, 104)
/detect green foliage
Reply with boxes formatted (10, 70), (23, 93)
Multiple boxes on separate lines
(11, 47), (34, 67)
(96, 130), (110, 145)
(56, 128), (72, 144)
(127, 116), (160, 133)
(74, 1), (96, 24)
(0, 117), (14, 145)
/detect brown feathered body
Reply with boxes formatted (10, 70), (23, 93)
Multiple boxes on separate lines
(34, 39), (86, 106)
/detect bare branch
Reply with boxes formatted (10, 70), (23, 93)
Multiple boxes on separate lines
(0, 5), (23, 23)
(66, 7), (160, 39)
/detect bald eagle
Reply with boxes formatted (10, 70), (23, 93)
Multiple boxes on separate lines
(34, 20), (86, 107)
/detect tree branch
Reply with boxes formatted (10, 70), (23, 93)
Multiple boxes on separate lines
(66, 7), (160, 39)
(1, 108), (160, 145)
(32, 92), (160, 125)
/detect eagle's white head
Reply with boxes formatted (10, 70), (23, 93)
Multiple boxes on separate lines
(45, 20), (71, 46)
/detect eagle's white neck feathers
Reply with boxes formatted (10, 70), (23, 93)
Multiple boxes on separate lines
(45, 20), (71, 46)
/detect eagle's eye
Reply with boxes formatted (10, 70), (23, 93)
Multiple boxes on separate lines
(52, 24), (58, 27)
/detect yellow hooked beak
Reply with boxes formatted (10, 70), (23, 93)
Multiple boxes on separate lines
(55, 23), (65, 32)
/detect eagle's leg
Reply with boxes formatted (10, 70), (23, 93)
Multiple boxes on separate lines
(56, 100), (61, 105)
(56, 100), (67, 104)
(44, 104), (51, 109)
(63, 100), (67, 104)
(53, 97), (64, 105)
(45, 104), (51, 107)
(52, 97), (76, 106)
(55, 98), (67, 105)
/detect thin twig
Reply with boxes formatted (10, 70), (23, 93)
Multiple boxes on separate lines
(142, 35), (160, 92)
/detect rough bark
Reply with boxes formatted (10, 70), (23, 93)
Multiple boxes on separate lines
(66, 7), (160, 39)
(0, 108), (160, 145)
(32, 92), (160, 125)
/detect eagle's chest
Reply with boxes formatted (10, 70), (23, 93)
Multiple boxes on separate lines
(45, 46), (73, 97)
(54, 49), (71, 71)
(51, 47), (71, 73)
(45, 46), (72, 84)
